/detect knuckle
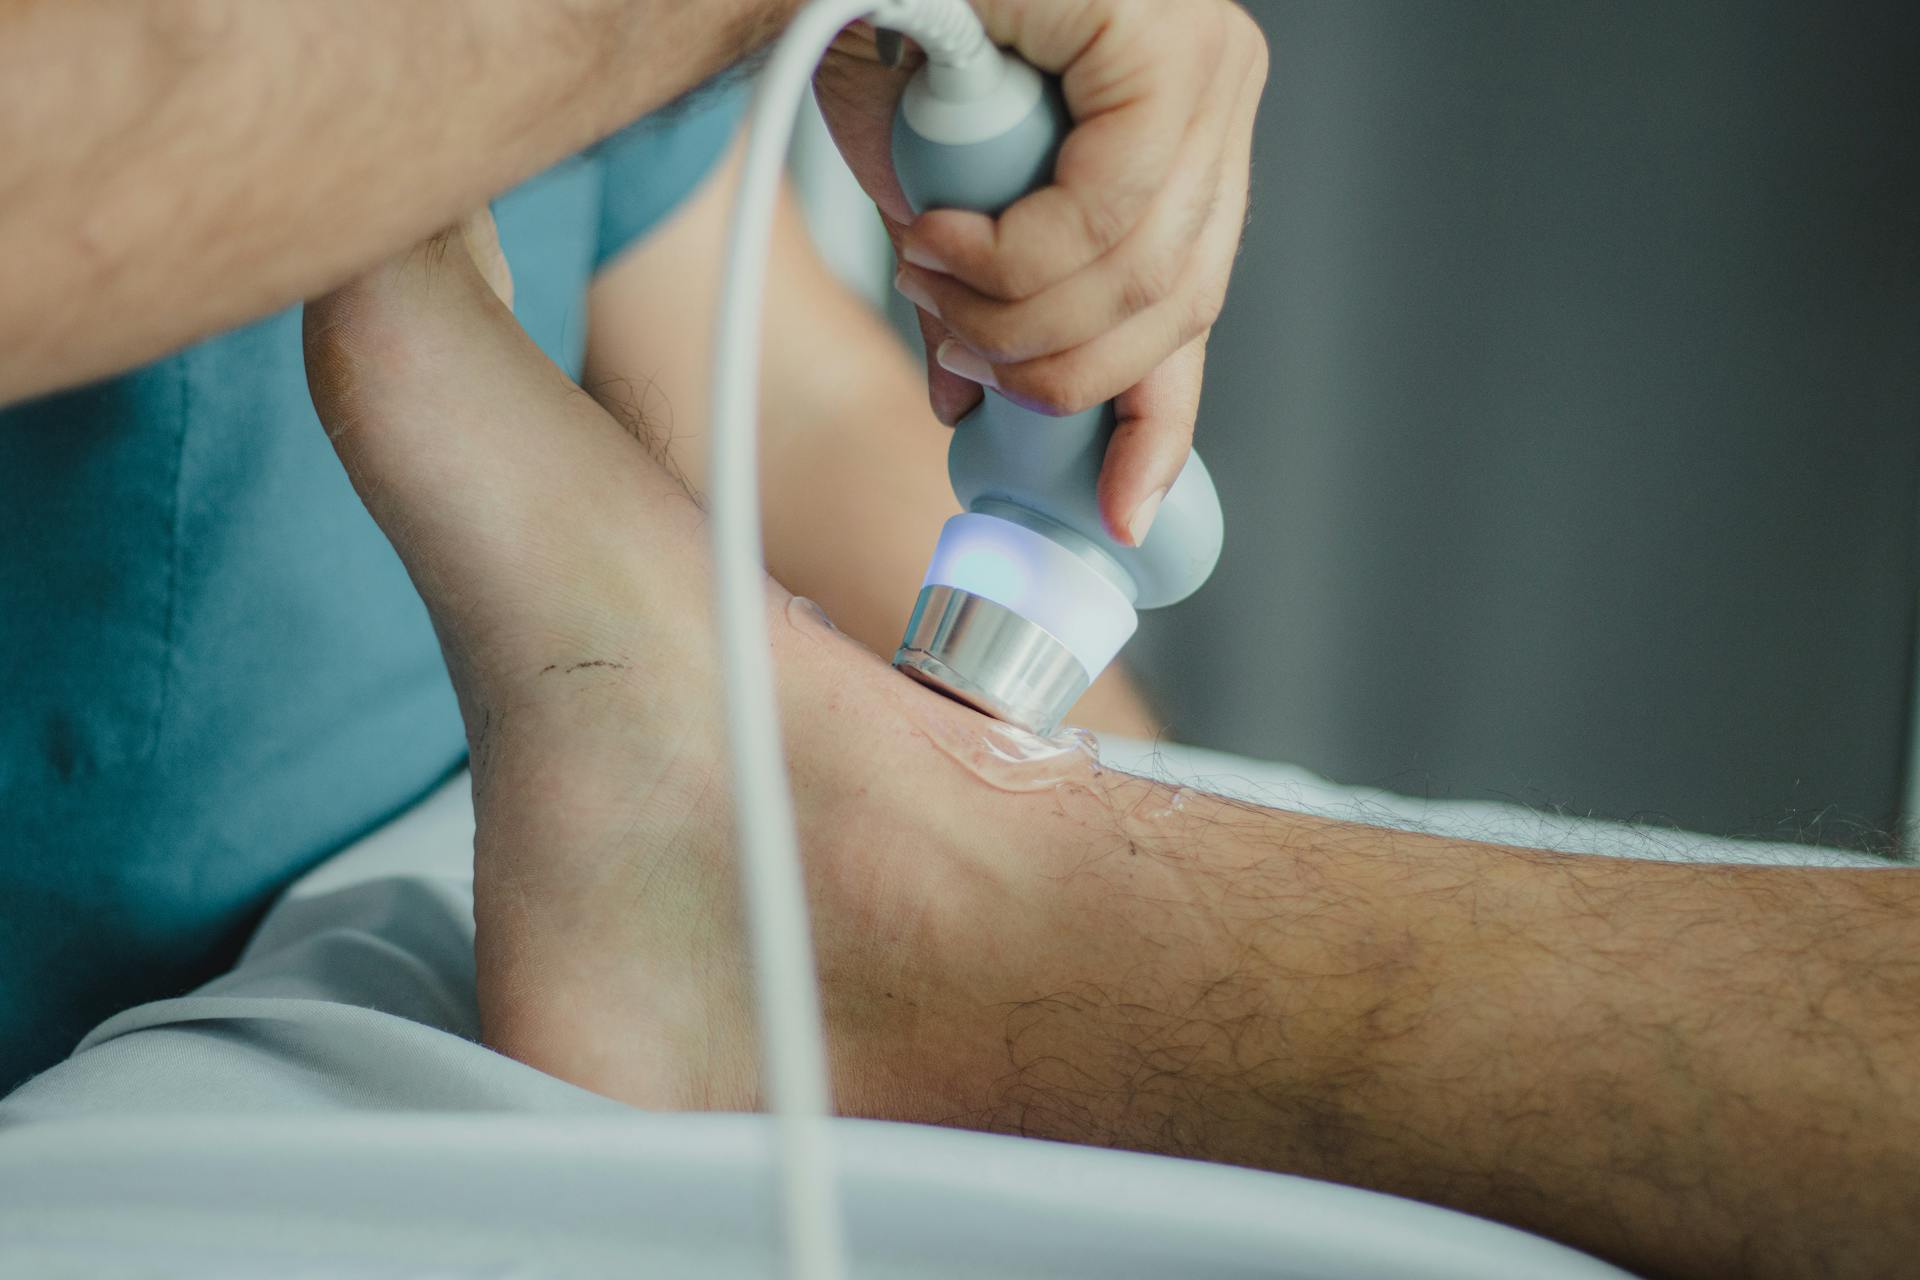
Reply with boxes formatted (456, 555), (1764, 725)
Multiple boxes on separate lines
(1008, 359), (1100, 417)
(1116, 272), (1158, 322)
(1121, 242), (1184, 318)
(1235, 5), (1264, 42)
(1186, 282), (1227, 335)
(1196, 6), (1231, 66)
(1075, 193), (1133, 258)
(1210, 4), (1266, 77)
(986, 305), (1048, 363)
(977, 252), (1044, 302)
(948, 300), (1037, 363)
(997, 365), (1053, 413)
(935, 300), (995, 357)
(1235, 9), (1270, 78)
(966, 329), (1024, 366)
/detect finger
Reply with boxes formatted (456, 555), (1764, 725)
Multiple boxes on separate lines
(897, 230), (1187, 366)
(923, 128), (1243, 420)
(898, 11), (1206, 301)
(892, 124), (1222, 364)
(962, 0), (1117, 71)
(1092, 107), (1249, 542)
(933, 278), (1211, 426)
(900, 93), (1191, 302)
(898, 3), (1256, 306)
(1099, 336), (1207, 545)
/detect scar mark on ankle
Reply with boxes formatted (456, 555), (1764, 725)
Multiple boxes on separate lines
(537, 660), (632, 676)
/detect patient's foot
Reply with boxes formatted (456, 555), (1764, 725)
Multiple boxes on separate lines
(302, 216), (1176, 1124)
(305, 239), (1920, 1280)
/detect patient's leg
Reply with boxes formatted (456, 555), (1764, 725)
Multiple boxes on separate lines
(304, 216), (1057, 1122)
(305, 221), (1920, 1280)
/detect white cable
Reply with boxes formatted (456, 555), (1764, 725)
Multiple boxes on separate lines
(707, 3), (990, 1279)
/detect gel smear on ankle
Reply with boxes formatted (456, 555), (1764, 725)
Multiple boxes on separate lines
(785, 595), (840, 637)
(795, 590), (1107, 794)
(906, 700), (1104, 794)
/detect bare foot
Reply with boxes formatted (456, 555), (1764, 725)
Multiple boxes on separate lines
(295, 266), (1920, 1280)
(301, 215), (1191, 1127)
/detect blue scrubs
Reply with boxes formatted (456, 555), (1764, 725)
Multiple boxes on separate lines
(0, 86), (745, 1092)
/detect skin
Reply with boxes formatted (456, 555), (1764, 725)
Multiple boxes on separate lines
(0, 0), (800, 404)
(308, 218), (1920, 1280)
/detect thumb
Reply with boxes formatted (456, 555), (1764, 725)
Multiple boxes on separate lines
(1098, 335), (1206, 546)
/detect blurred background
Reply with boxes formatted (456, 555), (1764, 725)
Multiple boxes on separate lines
(796, 0), (1920, 851)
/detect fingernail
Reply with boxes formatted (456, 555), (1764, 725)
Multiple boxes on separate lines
(902, 241), (948, 273)
(893, 269), (939, 318)
(1126, 488), (1168, 547)
(935, 339), (997, 388)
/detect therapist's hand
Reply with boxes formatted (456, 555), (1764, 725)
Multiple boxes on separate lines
(814, 0), (1265, 545)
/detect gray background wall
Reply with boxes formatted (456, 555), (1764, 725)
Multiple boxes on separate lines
(1125, 1), (1920, 847)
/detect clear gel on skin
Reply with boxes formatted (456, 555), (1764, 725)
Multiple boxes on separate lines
(793, 593), (1178, 806)
(905, 700), (1104, 794)
(786, 595), (840, 637)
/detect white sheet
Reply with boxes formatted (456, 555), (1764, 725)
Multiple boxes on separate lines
(2, 738), (1874, 1276)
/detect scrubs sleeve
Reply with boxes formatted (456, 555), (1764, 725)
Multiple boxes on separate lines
(591, 78), (749, 271)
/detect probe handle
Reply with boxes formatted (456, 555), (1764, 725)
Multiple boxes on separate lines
(891, 57), (1221, 609)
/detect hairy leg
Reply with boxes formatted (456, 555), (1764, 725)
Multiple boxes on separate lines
(306, 223), (1920, 1280)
